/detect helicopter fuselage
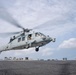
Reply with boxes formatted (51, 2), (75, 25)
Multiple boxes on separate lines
(0, 31), (55, 53)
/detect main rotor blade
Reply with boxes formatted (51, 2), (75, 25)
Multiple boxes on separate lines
(0, 5), (25, 29)
(33, 19), (59, 31)
(0, 32), (20, 37)
(33, 20), (51, 30)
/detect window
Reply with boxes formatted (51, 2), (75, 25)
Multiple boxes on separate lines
(35, 33), (39, 37)
(18, 38), (21, 42)
(28, 34), (32, 40)
(22, 37), (25, 41)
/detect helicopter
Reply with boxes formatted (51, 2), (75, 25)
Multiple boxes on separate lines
(0, 27), (56, 53)
(0, 6), (56, 53)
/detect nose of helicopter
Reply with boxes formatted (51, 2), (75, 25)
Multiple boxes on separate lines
(46, 36), (56, 42)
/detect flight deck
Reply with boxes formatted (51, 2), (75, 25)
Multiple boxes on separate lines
(0, 60), (76, 75)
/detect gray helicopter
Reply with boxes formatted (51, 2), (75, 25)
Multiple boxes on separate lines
(0, 6), (56, 53)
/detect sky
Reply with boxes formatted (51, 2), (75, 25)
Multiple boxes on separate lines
(0, 0), (76, 60)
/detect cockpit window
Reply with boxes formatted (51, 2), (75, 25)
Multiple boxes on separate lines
(35, 33), (39, 37)
(35, 32), (46, 37)
(40, 33), (46, 37)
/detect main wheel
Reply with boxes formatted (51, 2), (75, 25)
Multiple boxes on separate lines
(35, 47), (39, 52)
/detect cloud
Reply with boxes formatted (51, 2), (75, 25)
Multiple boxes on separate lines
(0, 0), (76, 35)
(9, 0), (76, 38)
(59, 38), (76, 49)
(41, 48), (54, 56)
(5, 0), (75, 27)
(11, 49), (34, 57)
(0, 48), (35, 59)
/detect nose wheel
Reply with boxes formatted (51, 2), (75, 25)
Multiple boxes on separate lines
(35, 47), (39, 52)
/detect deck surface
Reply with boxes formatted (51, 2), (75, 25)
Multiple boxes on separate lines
(0, 60), (76, 75)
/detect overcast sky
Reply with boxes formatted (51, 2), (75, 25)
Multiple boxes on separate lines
(0, 0), (76, 60)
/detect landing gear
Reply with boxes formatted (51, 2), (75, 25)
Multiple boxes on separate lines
(35, 47), (39, 52)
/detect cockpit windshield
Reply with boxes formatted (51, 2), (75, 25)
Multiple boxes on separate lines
(35, 32), (46, 37)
